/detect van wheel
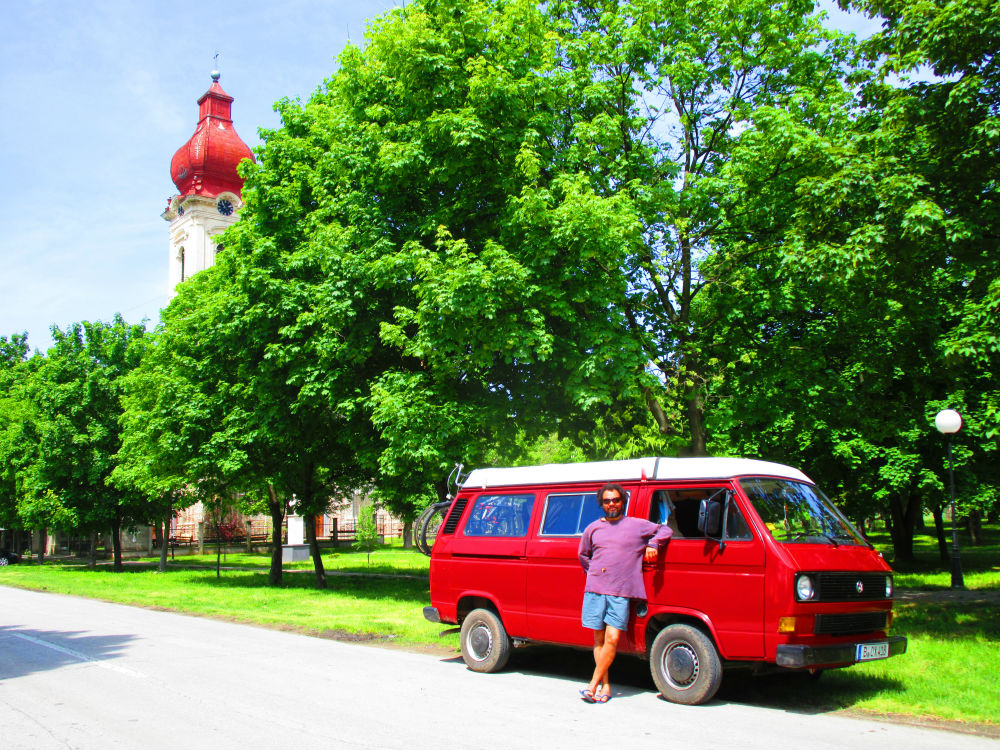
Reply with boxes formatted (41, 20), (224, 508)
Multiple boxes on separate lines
(460, 608), (512, 673)
(650, 624), (722, 705)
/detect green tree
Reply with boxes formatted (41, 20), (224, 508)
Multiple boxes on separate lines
(702, 0), (999, 561)
(231, 0), (586, 526)
(515, 0), (857, 454)
(352, 504), (379, 565)
(0, 334), (33, 553)
(15, 318), (148, 569)
(225, 0), (859, 522)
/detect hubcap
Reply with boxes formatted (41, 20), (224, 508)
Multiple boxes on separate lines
(663, 641), (699, 689)
(468, 624), (493, 661)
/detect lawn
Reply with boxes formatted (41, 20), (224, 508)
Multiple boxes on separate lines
(2, 525), (997, 729)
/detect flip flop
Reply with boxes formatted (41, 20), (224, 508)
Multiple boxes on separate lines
(579, 689), (596, 703)
(595, 692), (611, 703)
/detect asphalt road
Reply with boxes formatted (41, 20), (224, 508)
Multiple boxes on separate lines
(0, 585), (993, 750)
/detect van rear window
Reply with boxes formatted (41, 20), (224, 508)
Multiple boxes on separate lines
(541, 492), (626, 536)
(462, 494), (535, 537)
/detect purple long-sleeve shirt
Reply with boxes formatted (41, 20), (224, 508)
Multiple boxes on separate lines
(578, 516), (673, 599)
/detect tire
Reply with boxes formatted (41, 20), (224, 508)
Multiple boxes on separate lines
(414, 502), (448, 557)
(459, 608), (512, 673)
(649, 624), (722, 705)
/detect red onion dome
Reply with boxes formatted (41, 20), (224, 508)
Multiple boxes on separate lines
(170, 71), (255, 198)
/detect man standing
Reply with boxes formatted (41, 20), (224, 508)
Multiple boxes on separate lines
(577, 482), (672, 703)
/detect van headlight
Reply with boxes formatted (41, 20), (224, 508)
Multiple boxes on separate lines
(795, 574), (815, 601)
(885, 576), (893, 598)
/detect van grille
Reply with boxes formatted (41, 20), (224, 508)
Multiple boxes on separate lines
(441, 497), (469, 535)
(813, 611), (887, 636)
(814, 573), (889, 602)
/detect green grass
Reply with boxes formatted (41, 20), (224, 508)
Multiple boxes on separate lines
(3, 529), (998, 728)
(1, 546), (452, 649)
(151, 545), (431, 576)
(866, 518), (1000, 581)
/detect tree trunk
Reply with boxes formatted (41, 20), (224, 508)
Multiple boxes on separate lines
(931, 505), (948, 563)
(88, 531), (98, 567)
(887, 494), (920, 563)
(434, 478), (449, 503)
(305, 513), (327, 589)
(297, 465), (327, 589)
(213, 503), (224, 579)
(685, 392), (708, 457)
(402, 520), (413, 550)
(38, 528), (47, 565)
(968, 508), (983, 546)
(643, 386), (671, 435)
(267, 484), (284, 586)
(112, 515), (123, 572)
(159, 508), (171, 572)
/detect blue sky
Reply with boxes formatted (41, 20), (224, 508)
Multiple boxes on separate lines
(0, 0), (879, 354)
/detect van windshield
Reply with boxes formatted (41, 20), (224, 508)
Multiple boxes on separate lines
(739, 478), (867, 546)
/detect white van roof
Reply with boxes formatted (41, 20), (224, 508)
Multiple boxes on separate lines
(461, 457), (811, 489)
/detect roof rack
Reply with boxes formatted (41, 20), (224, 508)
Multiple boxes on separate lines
(461, 457), (810, 489)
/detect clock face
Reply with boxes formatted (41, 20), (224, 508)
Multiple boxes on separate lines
(217, 199), (234, 216)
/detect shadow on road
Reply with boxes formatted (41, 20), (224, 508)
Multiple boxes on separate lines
(0, 625), (138, 682)
(438, 643), (904, 712)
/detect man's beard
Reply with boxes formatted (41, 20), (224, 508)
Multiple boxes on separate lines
(604, 505), (624, 520)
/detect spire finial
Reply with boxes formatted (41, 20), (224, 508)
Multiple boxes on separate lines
(211, 51), (221, 81)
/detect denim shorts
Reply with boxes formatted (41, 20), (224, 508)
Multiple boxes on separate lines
(581, 592), (630, 631)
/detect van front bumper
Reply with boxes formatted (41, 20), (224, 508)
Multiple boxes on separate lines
(776, 636), (907, 668)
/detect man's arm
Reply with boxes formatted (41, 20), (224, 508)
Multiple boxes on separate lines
(643, 522), (673, 562)
(578, 526), (595, 572)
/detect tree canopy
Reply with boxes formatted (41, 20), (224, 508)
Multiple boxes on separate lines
(4, 0), (995, 569)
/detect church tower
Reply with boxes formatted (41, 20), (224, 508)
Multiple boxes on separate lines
(162, 71), (254, 294)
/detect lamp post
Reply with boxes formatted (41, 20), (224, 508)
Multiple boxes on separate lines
(934, 409), (965, 589)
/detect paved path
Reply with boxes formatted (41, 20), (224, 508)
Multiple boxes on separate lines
(0, 585), (994, 750)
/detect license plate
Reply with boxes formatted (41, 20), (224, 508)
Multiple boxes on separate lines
(857, 642), (889, 661)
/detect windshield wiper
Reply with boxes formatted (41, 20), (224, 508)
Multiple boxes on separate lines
(789, 531), (839, 546)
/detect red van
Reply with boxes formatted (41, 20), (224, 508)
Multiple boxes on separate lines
(423, 457), (906, 704)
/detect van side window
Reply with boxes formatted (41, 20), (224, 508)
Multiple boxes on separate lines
(649, 488), (752, 540)
(540, 492), (628, 536)
(650, 489), (705, 537)
(462, 494), (535, 537)
(649, 490), (682, 538)
(725, 502), (753, 540)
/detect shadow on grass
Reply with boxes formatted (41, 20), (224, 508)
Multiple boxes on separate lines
(175, 567), (431, 604)
(869, 522), (1000, 575)
(894, 599), (1000, 639)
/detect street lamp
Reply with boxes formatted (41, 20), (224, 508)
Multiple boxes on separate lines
(934, 409), (965, 589)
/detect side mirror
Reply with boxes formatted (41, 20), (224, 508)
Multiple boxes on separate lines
(698, 499), (723, 537)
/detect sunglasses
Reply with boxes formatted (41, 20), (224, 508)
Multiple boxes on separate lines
(600, 496), (623, 505)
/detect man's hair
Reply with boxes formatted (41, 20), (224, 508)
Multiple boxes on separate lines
(596, 482), (626, 505)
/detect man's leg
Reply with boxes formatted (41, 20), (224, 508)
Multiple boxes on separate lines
(588, 625), (621, 698)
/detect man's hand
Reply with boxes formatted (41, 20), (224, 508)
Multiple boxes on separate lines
(644, 546), (658, 563)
